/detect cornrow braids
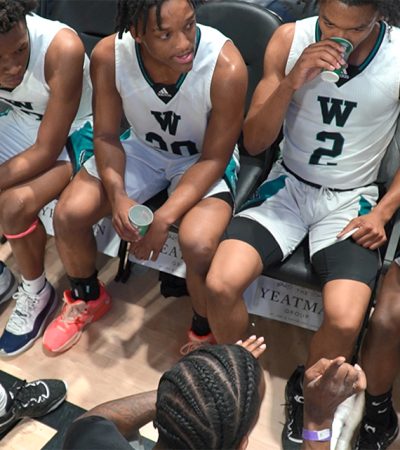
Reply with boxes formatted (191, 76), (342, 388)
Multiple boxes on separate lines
(0, 0), (37, 33)
(302, 0), (400, 26)
(154, 344), (262, 449)
(116, 0), (196, 38)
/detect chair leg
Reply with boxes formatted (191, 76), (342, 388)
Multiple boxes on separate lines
(115, 239), (132, 283)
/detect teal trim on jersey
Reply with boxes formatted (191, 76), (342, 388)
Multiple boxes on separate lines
(358, 22), (385, 71)
(223, 151), (240, 196)
(135, 26), (201, 92)
(239, 175), (287, 211)
(0, 107), (11, 117)
(120, 128), (131, 141)
(315, 19), (320, 42)
(358, 195), (372, 216)
(67, 121), (94, 174)
(136, 43), (153, 87)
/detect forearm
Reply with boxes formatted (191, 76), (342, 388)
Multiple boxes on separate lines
(373, 169), (400, 223)
(243, 77), (295, 154)
(156, 158), (227, 225)
(95, 137), (128, 206)
(79, 390), (157, 440)
(0, 144), (59, 190)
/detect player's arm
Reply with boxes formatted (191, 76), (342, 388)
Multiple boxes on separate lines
(77, 390), (157, 440)
(338, 168), (400, 249)
(90, 35), (139, 242)
(157, 41), (247, 223)
(243, 23), (346, 154)
(0, 29), (86, 190)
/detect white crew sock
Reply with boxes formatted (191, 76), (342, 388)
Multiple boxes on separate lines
(21, 273), (46, 294)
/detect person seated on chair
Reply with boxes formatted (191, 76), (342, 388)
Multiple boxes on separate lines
(351, 257), (400, 450)
(200, 0), (400, 448)
(45, 0), (247, 354)
(0, 0), (93, 357)
(0, 377), (67, 438)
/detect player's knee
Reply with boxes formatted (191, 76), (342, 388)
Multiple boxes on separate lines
(0, 190), (33, 228)
(180, 235), (216, 274)
(322, 316), (361, 343)
(53, 197), (81, 236)
(369, 309), (400, 341)
(206, 270), (240, 306)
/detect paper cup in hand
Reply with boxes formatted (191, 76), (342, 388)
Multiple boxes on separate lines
(128, 205), (154, 236)
(321, 37), (353, 83)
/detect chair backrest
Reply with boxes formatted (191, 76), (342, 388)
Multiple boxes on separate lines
(196, 0), (282, 113)
(41, 0), (117, 55)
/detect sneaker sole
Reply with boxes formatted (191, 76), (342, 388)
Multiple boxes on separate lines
(0, 272), (18, 306)
(43, 299), (112, 354)
(0, 286), (58, 357)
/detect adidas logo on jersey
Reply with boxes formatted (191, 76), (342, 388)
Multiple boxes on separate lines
(157, 88), (171, 98)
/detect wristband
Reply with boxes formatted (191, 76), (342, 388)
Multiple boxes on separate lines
(302, 428), (331, 441)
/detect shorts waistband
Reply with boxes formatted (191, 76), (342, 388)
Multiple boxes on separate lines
(281, 161), (371, 192)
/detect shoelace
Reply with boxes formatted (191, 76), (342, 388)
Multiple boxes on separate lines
(6, 289), (40, 333)
(9, 380), (46, 412)
(180, 340), (211, 356)
(61, 301), (88, 324)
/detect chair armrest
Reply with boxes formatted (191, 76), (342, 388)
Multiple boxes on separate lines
(382, 208), (400, 275)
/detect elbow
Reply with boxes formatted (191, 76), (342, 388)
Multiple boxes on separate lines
(242, 132), (267, 156)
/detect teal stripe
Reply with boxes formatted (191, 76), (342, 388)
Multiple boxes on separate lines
(240, 175), (287, 211)
(223, 152), (240, 196)
(358, 195), (372, 216)
(135, 43), (153, 87)
(358, 22), (385, 71)
(68, 121), (94, 173)
(120, 128), (131, 141)
(0, 107), (11, 117)
(315, 19), (321, 42)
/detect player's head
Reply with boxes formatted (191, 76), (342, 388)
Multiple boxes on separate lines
(315, 0), (397, 50)
(153, 344), (265, 450)
(0, 0), (37, 89)
(116, 0), (197, 74)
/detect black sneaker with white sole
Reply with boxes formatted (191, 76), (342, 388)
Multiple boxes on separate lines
(0, 378), (67, 438)
(353, 406), (399, 450)
(282, 365), (305, 450)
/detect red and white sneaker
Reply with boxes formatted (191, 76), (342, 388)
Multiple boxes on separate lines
(179, 330), (216, 355)
(42, 284), (111, 353)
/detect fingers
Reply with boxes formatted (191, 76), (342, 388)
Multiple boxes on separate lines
(236, 335), (266, 359)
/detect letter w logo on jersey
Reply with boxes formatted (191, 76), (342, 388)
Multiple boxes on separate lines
(151, 111), (181, 136)
(317, 96), (358, 127)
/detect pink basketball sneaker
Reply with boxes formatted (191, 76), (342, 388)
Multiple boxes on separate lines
(43, 284), (111, 353)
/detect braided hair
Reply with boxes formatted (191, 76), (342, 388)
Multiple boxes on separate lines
(116, 0), (196, 38)
(303, 0), (400, 26)
(0, 0), (37, 33)
(154, 344), (263, 449)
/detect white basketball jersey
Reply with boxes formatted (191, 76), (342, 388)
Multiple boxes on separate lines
(0, 13), (92, 133)
(115, 24), (228, 157)
(282, 17), (400, 189)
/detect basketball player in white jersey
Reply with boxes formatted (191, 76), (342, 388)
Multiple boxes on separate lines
(201, 0), (400, 448)
(43, 0), (247, 354)
(0, 0), (93, 357)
